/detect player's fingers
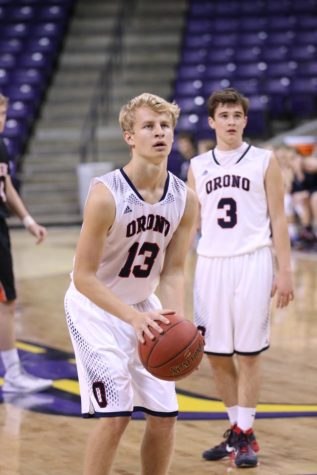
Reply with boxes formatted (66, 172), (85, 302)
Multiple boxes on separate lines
(159, 310), (175, 324)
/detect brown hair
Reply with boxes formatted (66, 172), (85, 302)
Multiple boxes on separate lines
(119, 92), (180, 133)
(207, 88), (249, 118)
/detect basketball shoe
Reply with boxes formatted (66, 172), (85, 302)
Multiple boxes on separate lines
(202, 424), (259, 461)
(2, 363), (52, 393)
(234, 427), (258, 468)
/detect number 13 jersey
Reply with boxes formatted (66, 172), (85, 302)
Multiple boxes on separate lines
(87, 168), (187, 305)
(190, 142), (272, 257)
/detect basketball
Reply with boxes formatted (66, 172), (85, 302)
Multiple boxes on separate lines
(138, 313), (205, 381)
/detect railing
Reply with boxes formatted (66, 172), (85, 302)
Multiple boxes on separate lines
(79, 0), (135, 163)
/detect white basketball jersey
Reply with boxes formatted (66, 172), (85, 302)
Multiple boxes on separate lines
(83, 168), (187, 304)
(190, 143), (272, 257)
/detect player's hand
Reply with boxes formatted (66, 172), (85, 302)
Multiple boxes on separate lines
(133, 309), (174, 344)
(271, 271), (294, 308)
(27, 223), (47, 244)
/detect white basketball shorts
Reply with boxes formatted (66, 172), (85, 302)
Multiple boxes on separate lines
(194, 246), (274, 355)
(64, 283), (178, 418)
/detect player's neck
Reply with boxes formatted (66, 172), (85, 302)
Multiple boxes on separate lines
(216, 138), (244, 152)
(124, 159), (168, 192)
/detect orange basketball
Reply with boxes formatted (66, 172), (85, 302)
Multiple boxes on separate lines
(138, 313), (205, 381)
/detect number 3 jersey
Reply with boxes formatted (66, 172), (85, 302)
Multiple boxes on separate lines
(87, 168), (187, 304)
(190, 142), (272, 257)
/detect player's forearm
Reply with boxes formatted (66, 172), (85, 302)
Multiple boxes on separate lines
(158, 271), (186, 316)
(5, 178), (29, 219)
(73, 272), (138, 324)
(272, 216), (292, 272)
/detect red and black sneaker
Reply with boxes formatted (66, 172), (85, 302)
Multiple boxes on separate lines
(233, 426), (258, 468)
(202, 424), (239, 461)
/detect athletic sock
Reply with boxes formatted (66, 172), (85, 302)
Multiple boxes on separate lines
(226, 405), (238, 426)
(1, 348), (20, 373)
(237, 406), (256, 432)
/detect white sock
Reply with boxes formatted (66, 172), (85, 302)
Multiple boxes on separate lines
(237, 406), (256, 432)
(226, 405), (238, 426)
(1, 348), (20, 372)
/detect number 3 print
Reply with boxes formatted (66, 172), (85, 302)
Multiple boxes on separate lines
(217, 197), (237, 228)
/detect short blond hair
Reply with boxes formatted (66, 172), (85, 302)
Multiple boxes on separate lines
(0, 93), (8, 108)
(119, 93), (180, 133)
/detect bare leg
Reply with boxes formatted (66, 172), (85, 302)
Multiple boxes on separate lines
(237, 354), (261, 407)
(141, 415), (176, 475)
(83, 416), (130, 475)
(0, 301), (16, 351)
(207, 355), (238, 407)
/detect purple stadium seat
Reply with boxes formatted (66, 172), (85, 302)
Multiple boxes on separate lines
(202, 78), (231, 95)
(175, 113), (200, 133)
(291, 78), (317, 94)
(173, 95), (206, 114)
(233, 47), (261, 63)
(4, 83), (42, 106)
(212, 18), (240, 32)
(7, 100), (36, 122)
(0, 53), (17, 70)
(31, 23), (64, 39)
(205, 63), (237, 79)
(288, 95), (317, 117)
(298, 16), (317, 29)
(207, 48), (234, 63)
(266, 61), (298, 78)
(181, 49), (208, 64)
(296, 62), (317, 77)
(210, 34), (237, 47)
(17, 52), (54, 74)
(229, 78), (260, 95)
(187, 19), (213, 34)
(267, 16), (297, 30)
(290, 45), (316, 61)
(235, 62), (267, 79)
(239, 18), (268, 31)
(10, 68), (46, 87)
(3, 137), (23, 160)
(38, 5), (68, 22)
(174, 79), (204, 97)
(237, 32), (268, 46)
(263, 77), (291, 95)
(26, 37), (58, 55)
(9, 6), (35, 22)
(1, 23), (30, 39)
(295, 31), (317, 44)
(3, 118), (28, 140)
(261, 46), (289, 62)
(266, 31), (295, 46)
(183, 34), (213, 49)
(177, 64), (207, 80)
(0, 68), (9, 87)
(0, 39), (23, 55)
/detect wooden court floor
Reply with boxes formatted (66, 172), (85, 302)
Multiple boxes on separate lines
(0, 227), (316, 475)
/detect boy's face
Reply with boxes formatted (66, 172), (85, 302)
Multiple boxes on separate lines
(0, 104), (7, 133)
(124, 106), (174, 162)
(208, 103), (247, 148)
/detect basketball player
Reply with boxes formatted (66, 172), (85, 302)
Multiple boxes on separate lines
(187, 88), (294, 468)
(0, 93), (52, 393)
(64, 93), (197, 475)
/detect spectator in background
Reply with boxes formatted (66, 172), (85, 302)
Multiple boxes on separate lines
(168, 131), (197, 181)
(0, 93), (52, 393)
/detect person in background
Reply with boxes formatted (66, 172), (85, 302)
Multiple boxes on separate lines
(168, 131), (197, 181)
(187, 88), (294, 468)
(64, 93), (197, 475)
(0, 93), (52, 393)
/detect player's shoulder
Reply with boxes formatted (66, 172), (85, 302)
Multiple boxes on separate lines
(191, 150), (211, 165)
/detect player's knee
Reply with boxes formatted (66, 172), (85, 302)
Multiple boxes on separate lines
(99, 416), (130, 438)
(146, 415), (176, 434)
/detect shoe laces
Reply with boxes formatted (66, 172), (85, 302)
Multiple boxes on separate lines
(237, 433), (250, 454)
